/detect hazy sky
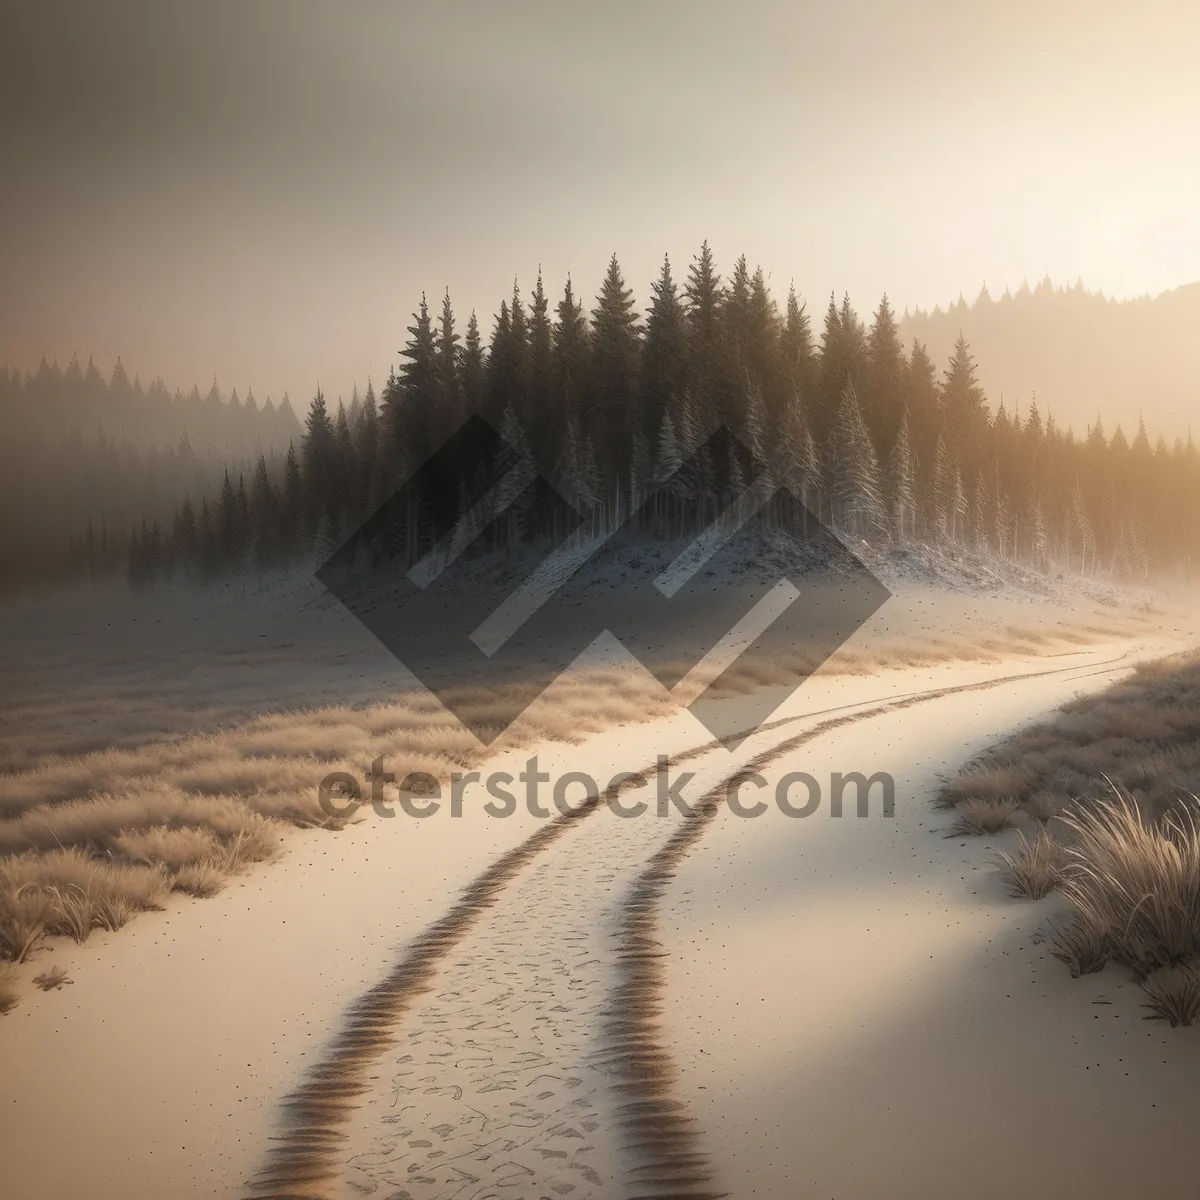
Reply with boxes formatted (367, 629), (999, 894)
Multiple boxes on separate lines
(2, 0), (1199, 405)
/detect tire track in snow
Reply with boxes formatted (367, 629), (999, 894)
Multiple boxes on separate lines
(247, 649), (1139, 1199)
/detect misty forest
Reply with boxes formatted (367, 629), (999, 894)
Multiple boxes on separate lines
(5, 244), (1199, 591)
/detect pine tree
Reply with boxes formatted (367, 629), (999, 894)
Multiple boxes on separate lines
(528, 269), (553, 462)
(903, 339), (940, 472)
(864, 294), (906, 457)
(815, 293), (866, 440)
(302, 389), (337, 539)
(398, 293), (438, 462)
(552, 275), (589, 433)
(991, 459), (1011, 559)
(461, 311), (486, 417)
(779, 285), (815, 404)
(250, 454), (280, 568)
(940, 333), (988, 462)
(434, 289), (464, 445)
(485, 299), (513, 422)
(775, 396), (805, 492)
(589, 254), (642, 482)
(332, 399), (354, 532)
(1070, 477), (1094, 573)
(508, 279), (530, 423)
(356, 380), (381, 513)
(830, 384), (884, 538)
(282, 442), (303, 555)
(641, 254), (688, 455)
(724, 255), (752, 367)
(746, 265), (781, 416)
(684, 241), (723, 436)
(888, 408), (917, 541)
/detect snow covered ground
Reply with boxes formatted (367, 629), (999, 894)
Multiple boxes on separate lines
(1, 556), (1197, 1199)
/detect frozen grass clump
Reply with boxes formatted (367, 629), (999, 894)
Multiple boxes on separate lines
(1140, 965), (1200, 1027)
(1056, 791), (1200, 978)
(950, 796), (1019, 836)
(994, 826), (1063, 899)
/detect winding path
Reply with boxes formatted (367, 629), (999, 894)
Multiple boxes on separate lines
(249, 650), (1145, 1200)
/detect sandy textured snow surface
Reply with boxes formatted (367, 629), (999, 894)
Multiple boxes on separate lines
(0, 634), (1193, 1199)
(1, 560), (1198, 1200)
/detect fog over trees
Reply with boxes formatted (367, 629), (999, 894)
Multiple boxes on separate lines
(901, 279), (1200, 440)
(5, 246), (1198, 591)
(0, 359), (299, 586)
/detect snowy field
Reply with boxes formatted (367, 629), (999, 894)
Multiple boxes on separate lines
(1, 552), (1198, 1200)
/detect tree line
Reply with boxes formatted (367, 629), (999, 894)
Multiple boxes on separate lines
(0, 355), (299, 454)
(125, 243), (1199, 585)
(0, 357), (301, 589)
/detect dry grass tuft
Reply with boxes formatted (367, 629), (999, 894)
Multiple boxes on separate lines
(1048, 917), (1111, 977)
(33, 964), (71, 991)
(1056, 791), (1200, 977)
(114, 825), (222, 869)
(213, 823), (280, 872)
(941, 650), (1200, 1019)
(92, 891), (141, 933)
(994, 826), (1063, 898)
(0, 884), (49, 963)
(172, 862), (226, 898)
(43, 884), (95, 943)
(939, 649), (1200, 824)
(950, 796), (1019, 836)
(938, 763), (1038, 810)
(0, 791), (281, 954)
(0, 849), (169, 955)
(1140, 964), (1200, 1026)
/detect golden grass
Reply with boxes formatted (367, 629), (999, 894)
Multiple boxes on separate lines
(1047, 916), (1111, 977)
(950, 796), (1019, 836)
(993, 826), (1063, 898)
(942, 650), (1200, 1020)
(43, 884), (96, 943)
(1140, 964), (1200, 1026)
(0, 608), (1137, 971)
(115, 825), (223, 868)
(0, 791), (290, 960)
(1056, 791), (1200, 978)
(0, 849), (170, 956)
(0, 885), (49, 963)
(172, 862), (226, 898)
(940, 649), (1200, 825)
(937, 764), (1037, 810)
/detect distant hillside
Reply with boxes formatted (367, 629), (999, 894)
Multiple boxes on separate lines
(899, 279), (1200, 439)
